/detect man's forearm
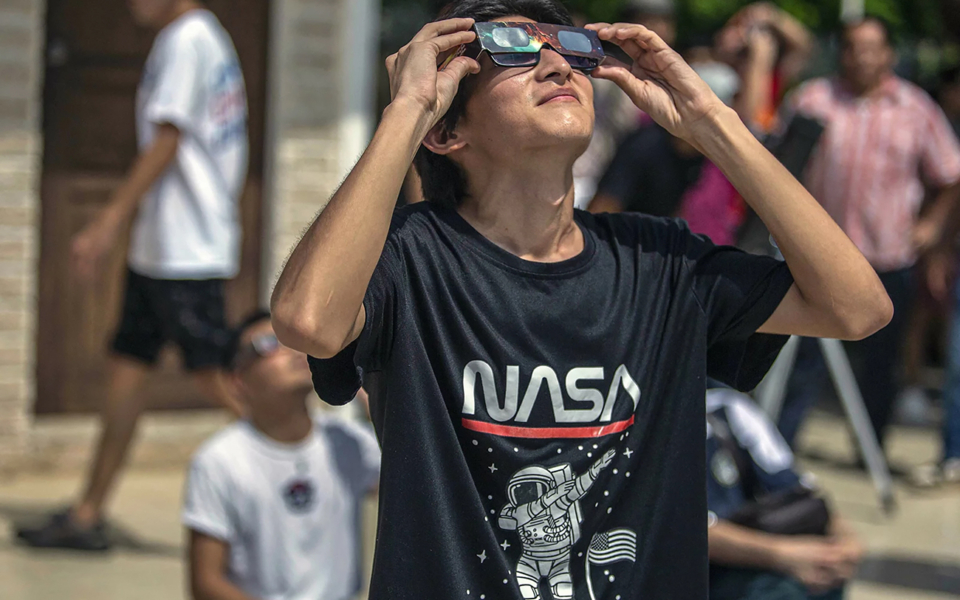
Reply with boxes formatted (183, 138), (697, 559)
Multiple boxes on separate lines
(192, 577), (259, 600)
(271, 100), (434, 357)
(924, 182), (960, 244)
(105, 124), (180, 226)
(692, 107), (890, 339)
(709, 519), (785, 571)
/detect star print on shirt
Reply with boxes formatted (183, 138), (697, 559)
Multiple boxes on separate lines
(623, 448), (634, 458)
(501, 540), (511, 551)
(477, 550), (487, 563)
(488, 464), (498, 473)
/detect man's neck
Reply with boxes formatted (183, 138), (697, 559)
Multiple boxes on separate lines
(248, 395), (313, 444)
(456, 158), (583, 262)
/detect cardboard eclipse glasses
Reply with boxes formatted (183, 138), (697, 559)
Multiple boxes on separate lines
(442, 22), (605, 72)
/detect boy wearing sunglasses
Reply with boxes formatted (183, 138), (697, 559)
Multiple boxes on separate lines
(273, 1), (890, 598)
(183, 311), (379, 600)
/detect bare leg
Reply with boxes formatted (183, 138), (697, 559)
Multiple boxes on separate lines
(192, 368), (244, 417)
(72, 356), (151, 527)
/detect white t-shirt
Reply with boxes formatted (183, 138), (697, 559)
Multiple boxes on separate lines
(131, 9), (248, 279)
(182, 416), (381, 600)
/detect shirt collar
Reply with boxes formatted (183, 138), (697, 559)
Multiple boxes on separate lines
(834, 74), (902, 104)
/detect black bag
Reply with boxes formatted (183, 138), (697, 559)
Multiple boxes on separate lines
(708, 412), (831, 537)
(728, 484), (831, 537)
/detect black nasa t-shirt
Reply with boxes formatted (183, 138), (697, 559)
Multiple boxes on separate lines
(309, 203), (794, 600)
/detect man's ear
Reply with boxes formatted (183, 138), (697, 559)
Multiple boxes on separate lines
(422, 122), (468, 156)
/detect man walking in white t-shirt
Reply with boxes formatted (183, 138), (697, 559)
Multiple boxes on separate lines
(183, 311), (380, 600)
(18, 0), (247, 550)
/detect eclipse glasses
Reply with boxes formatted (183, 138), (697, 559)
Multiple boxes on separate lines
(442, 22), (605, 72)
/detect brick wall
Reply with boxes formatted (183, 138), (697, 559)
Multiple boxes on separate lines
(0, 0), (44, 471)
(265, 0), (346, 285)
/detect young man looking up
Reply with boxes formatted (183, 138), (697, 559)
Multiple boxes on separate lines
(19, 0), (247, 550)
(272, 1), (890, 598)
(184, 312), (379, 600)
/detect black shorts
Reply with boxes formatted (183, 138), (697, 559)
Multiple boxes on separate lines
(111, 269), (230, 371)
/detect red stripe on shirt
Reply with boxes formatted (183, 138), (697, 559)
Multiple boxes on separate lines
(461, 416), (635, 439)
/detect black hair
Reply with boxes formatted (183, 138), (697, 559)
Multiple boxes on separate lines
(225, 308), (272, 370)
(840, 16), (895, 49)
(413, 0), (574, 210)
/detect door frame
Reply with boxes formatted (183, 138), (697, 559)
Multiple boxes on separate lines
(34, 0), (272, 414)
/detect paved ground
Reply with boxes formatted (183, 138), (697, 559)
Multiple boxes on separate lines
(1, 413), (958, 599)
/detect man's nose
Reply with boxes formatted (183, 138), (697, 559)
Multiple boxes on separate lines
(536, 48), (574, 81)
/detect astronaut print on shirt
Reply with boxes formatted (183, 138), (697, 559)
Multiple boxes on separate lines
(469, 441), (639, 600)
(500, 450), (629, 600)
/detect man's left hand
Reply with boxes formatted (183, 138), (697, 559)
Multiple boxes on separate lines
(913, 217), (944, 253)
(586, 23), (726, 144)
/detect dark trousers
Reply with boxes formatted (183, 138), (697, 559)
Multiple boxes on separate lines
(778, 267), (914, 450)
(710, 566), (844, 600)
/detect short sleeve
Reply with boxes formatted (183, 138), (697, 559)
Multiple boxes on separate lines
(684, 229), (795, 391)
(145, 33), (205, 131)
(309, 215), (405, 406)
(919, 102), (960, 188)
(181, 452), (235, 542)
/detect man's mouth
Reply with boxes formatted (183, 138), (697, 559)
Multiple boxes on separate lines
(539, 87), (579, 105)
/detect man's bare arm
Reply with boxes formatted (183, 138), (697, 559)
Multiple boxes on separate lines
(270, 19), (480, 358)
(708, 519), (785, 570)
(71, 123), (181, 280)
(914, 181), (960, 251)
(696, 108), (891, 339)
(710, 520), (850, 592)
(188, 530), (259, 600)
(589, 23), (892, 341)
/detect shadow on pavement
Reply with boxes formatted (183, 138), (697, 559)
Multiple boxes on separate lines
(856, 555), (960, 596)
(0, 501), (182, 558)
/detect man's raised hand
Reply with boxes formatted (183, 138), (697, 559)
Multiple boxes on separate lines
(385, 18), (480, 129)
(586, 23), (726, 143)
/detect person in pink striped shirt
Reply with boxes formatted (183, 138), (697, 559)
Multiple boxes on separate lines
(778, 17), (960, 454)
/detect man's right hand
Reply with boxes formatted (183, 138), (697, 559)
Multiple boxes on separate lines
(71, 210), (122, 283)
(385, 18), (480, 130)
(774, 537), (853, 594)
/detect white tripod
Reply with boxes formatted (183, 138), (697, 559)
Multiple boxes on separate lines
(755, 335), (896, 513)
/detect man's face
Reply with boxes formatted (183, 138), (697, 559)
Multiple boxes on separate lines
(841, 22), (894, 93)
(454, 16), (595, 164)
(234, 320), (314, 410)
(128, 0), (178, 28)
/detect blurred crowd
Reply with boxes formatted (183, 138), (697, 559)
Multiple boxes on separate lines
(577, 0), (960, 486)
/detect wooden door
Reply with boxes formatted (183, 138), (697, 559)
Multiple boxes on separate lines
(35, 0), (270, 414)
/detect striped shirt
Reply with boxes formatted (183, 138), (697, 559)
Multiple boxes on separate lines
(787, 76), (960, 271)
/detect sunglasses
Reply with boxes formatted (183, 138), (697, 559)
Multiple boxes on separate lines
(234, 332), (281, 369)
(443, 22), (605, 72)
